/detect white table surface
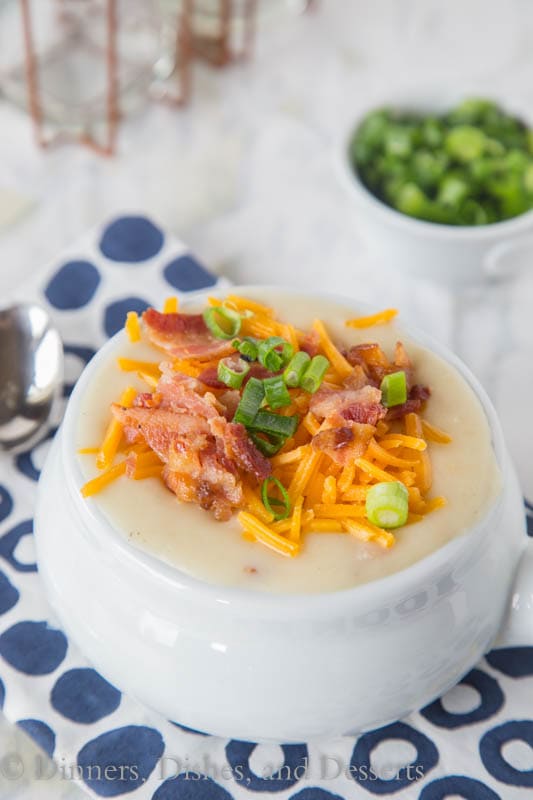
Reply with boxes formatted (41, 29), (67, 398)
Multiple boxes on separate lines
(1, 1), (533, 796)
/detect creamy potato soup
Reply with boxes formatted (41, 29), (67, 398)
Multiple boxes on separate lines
(76, 291), (500, 594)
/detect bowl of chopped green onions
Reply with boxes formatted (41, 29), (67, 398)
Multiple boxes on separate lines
(341, 96), (533, 284)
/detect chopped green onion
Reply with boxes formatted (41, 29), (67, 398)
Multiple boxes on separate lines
(366, 481), (408, 529)
(203, 306), (242, 340)
(250, 432), (285, 457)
(257, 337), (294, 372)
(284, 351), (311, 387)
(350, 100), (533, 226)
(300, 355), (330, 393)
(445, 125), (486, 162)
(261, 477), (291, 520)
(217, 357), (250, 389)
(380, 371), (407, 407)
(232, 337), (259, 361)
(249, 410), (298, 439)
(233, 378), (265, 426)
(263, 375), (292, 409)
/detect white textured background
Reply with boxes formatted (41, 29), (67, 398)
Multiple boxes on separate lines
(0, 0), (532, 796)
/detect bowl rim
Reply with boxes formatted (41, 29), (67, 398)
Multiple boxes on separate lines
(339, 95), (533, 239)
(59, 286), (508, 613)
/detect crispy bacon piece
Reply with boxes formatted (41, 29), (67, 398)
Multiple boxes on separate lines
(301, 330), (320, 358)
(143, 308), (234, 361)
(345, 340), (415, 389)
(211, 418), (271, 481)
(386, 384), (431, 420)
(310, 385), (386, 427)
(345, 342), (389, 372)
(111, 369), (270, 520)
(133, 392), (162, 409)
(308, 384), (384, 464)
(311, 422), (375, 466)
(197, 366), (225, 389)
(164, 444), (242, 521)
(342, 365), (369, 390)
(218, 390), (241, 420)
(112, 405), (210, 460)
(157, 369), (223, 419)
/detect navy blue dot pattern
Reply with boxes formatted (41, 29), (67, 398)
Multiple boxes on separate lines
(0, 621), (67, 675)
(100, 216), (164, 263)
(17, 718), (56, 758)
(226, 741), (308, 792)
(0, 570), (19, 615)
(164, 255), (217, 292)
(350, 721), (439, 794)
(45, 260), (101, 309)
(51, 668), (121, 723)
(0, 485), (13, 524)
(0, 519), (37, 573)
(0, 215), (528, 800)
(419, 775), (501, 799)
(290, 790), (345, 800)
(153, 775), (233, 800)
(421, 669), (504, 728)
(480, 720), (533, 787)
(104, 297), (150, 338)
(77, 725), (164, 796)
(16, 427), (57, 482)
(486, 647), (533, 677)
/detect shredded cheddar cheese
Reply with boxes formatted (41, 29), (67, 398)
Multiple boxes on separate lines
(238, 511), (300, 557)
(345, 308), (398, 329)
(322, 475), (337, 505)
(421, 420), (452, 444)
(82, 461), (127, 498)
(125, 312), (141, 342)
(96, 386), (137, 470)
(80, 295), (451, 559)
(163, 296), (178, 314)
(312, 319), (353, 380)
(118, 358), (161, 375)
(288, 497), (304, 542)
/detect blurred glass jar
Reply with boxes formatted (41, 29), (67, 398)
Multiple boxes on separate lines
(0, 0), (168, 154)
(0, 0), (317, 152)
(155, 0), (316, 73)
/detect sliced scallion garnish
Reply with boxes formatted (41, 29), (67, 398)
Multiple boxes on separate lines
(261, 476), (291, 520)
(366, 481), (408, 529)
(380, 370), (407, 407)
(217, 357), (250, 389)
(300, 354), (330, 393)
(249, 410), (298, 439)
(257, 336), (294, 371)
(263, 375), (292, 409)
(203, 306), (242, 340)
(283, 351), (311, 387)
(232, 336), (259, 361)
(250, 432), (285, 457)
(233, 378), (265, 426)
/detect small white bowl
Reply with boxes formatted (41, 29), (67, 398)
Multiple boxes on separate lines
(34, 287), (532, 742)
(338, 93), (533, 285)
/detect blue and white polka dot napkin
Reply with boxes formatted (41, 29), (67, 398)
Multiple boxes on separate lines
(0, 215), (532, 800)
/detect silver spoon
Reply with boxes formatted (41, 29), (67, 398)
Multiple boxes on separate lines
(0, 304), (63, 452)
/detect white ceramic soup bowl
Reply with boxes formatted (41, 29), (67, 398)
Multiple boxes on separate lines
(34, 288), (532, 742)
(337, 92), (533, 285)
